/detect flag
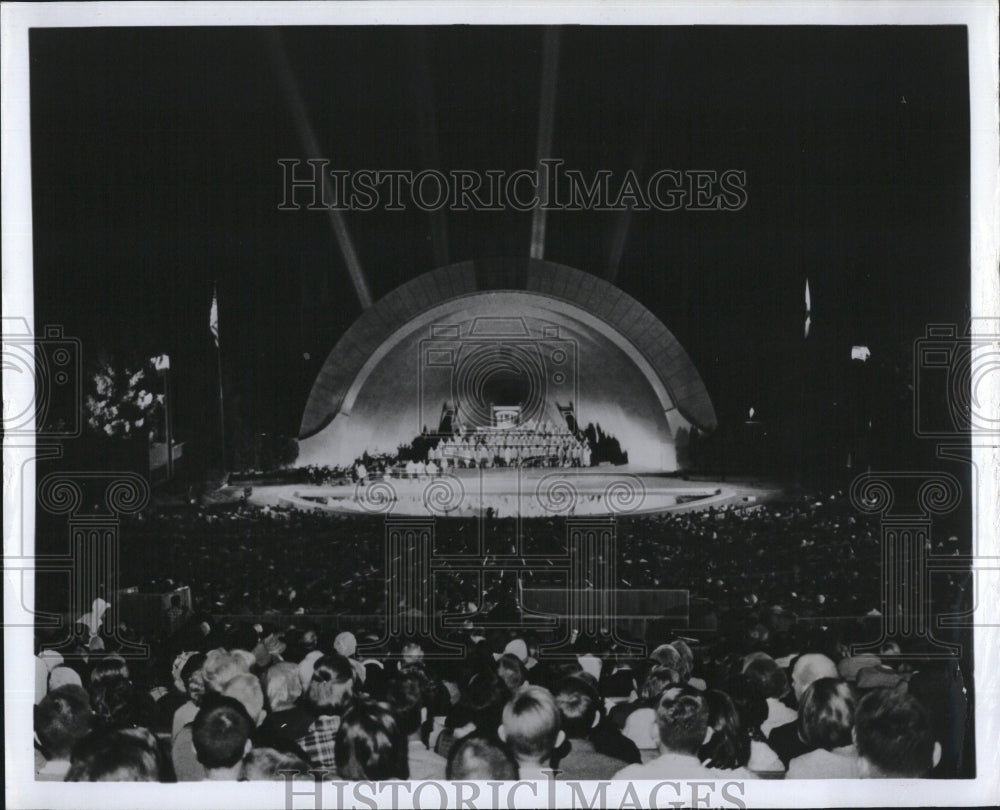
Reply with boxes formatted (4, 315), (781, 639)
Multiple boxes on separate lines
(210, 287), (220, 347)
(152, 354), (170, 371)
(851, 345), (871, 362)
(804, 278), (812, 339)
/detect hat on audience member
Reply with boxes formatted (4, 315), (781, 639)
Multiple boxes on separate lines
(334, 631), (357, 658)
(298, 650), (323, 689)
(49, 665), (83, 690)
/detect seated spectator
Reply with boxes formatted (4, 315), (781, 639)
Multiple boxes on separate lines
(34, 685), (95, 781)
(767, 653), (838, 766)
(726, 675), (784, 774)
(698, 690), (751, 771)
(552, 676), (627, 779)
(171, 652), (207, 739)
(296, 654), (355, 770)
(389, 669), (447, 780)
(258, 662), (313, 751)
(742, 654), (795, 737)
(192, 695), (254, 781)
(446, 733), (518, 780)
(498, 685), (565, 780)
(66, 727), (163, 782)
(855, 687), (940, 778)
(787, 678), (858, 778)
(335, 698), (409, 781)
(434, 673), (506, 760)
(613, 686), (754, 780)
(241, 747), (311, 781)
(609, 664), (678, 729)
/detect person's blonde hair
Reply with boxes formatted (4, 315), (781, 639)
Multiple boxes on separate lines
(222, 673), (266, 724)
(263, 662), (303, 712)
(501, 686), (561, 760)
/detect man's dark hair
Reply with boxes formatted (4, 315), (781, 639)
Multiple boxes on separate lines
(855, 687), (936, 777)
(655, 686), (709, 755)
(335, 698), (409, 781)
(35, 685), (94, 759)
(65, 728), (161, 782)
(388, 668), (430, 737)
(742, 656), (788, 700)
(446, 733), (518, 780)
(554, 677), (600, 739)
(192, 694), (253, 769)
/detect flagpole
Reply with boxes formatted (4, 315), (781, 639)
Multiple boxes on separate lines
(212, 283), (226, 475)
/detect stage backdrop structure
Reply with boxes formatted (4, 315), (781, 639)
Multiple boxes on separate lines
(299, 260), (716, 472)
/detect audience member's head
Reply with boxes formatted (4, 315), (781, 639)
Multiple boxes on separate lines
(641, 664), (680, 700)
(192, 695), (254, 778)
(65, 728), (161, 782)
(725, 674), (769, 741)
(790, 654), (838, 701)
(553, 677), (601, 740)
(222, 673), (266, 726)
(35, 685), (94, 761)
(89, 654), (130, 688)
(202, 649), (251, 695)
(48, 665), (83, 692)
(798, 678), (856, 751)
(499, 686), (564, 766)
(655, 686), (710, 756)
(854, 687), (940, 777)
(698, 689), (750, 769)
(335, 699), (409, 781)
(448, 672), (506, 735)
(307, 654), (355, 714)
(262, 662), (303, 713)
(178, 652), (207, 703)
(742, 655), (788, 701)
(496, 653), (527, 692)
(388, 668), (432, 738)
(446, 733), (518, 780)
(241, 747), (311, 781)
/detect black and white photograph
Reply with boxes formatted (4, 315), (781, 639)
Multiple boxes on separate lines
(3, 2), (998, 808)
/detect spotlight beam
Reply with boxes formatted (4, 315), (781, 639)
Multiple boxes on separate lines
(411, 31), (450, 269)
(267, 30), (373, 310)
(530, 27), (561, 261)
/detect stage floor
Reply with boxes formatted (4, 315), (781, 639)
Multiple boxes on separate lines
(245, 467), (782, 517)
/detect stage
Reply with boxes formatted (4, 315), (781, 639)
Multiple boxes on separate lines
(243, 467), (782, 518)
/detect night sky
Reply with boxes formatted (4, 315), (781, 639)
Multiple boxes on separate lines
(29, 25), (970, 471)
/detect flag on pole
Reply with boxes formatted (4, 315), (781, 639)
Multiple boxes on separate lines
(804, 278), (812, 339)
(210, 287), (220, 347)
(152, 354), (170, 372)
(851, 345), (871, 362)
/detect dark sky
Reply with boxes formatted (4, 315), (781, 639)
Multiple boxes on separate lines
(29, 25), (970, 466)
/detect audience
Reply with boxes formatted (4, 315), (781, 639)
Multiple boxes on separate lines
(29, 490), (967, 783)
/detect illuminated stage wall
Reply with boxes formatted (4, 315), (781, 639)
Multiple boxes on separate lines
(298, 260), (716, 472)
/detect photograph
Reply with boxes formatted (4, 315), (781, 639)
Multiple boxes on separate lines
(3, 2), (998, 808)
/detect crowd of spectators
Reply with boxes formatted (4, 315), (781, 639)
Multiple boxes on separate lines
(32, 489), (973, 782)
(34, 624), (967, 783)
